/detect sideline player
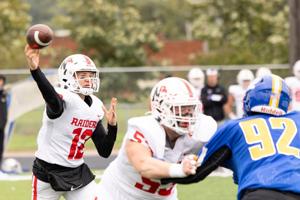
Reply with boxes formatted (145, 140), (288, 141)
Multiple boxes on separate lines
(163, 75), (300, 200)
(225, 69), (254, 119)
(187, 67), (205, 99)
(201, 68), (227, 123)
(25, 45), (117, 200)
(96, 77), (217, 200)
(285, 60), (300, 111)
(255, 67), (272, 79)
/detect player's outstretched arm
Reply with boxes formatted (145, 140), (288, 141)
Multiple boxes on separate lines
(126, 140), (197, 179)
(161, 146), (231, 184)
(24, 44), (64, 119)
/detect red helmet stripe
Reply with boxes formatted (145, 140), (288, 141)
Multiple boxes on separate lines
(182, 80), (193, 97)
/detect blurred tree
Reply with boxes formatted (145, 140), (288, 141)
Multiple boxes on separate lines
(56, 0), (160, 67)
(289, 0), (300, 66)
(27, 0), (62, 29)
(0, 0), (31, 68)
(53, 1), (161, 101)
(190, 0), (289, 64)
(133, 0), (194, 39)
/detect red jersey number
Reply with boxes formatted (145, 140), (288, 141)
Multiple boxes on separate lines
(68, 128), (93, 160)
(135, 176), (175, 196)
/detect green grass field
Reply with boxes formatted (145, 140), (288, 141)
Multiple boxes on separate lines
(0, 177), (237, 200)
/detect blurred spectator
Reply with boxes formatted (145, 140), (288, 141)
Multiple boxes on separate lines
(0, 74), (7, 169)
(255, 67), (272, 79)
(187, 67), (205, 99)
(201, 69), (228, 123)
(225, 69), (254, 119)
(285, 60), (300, 111)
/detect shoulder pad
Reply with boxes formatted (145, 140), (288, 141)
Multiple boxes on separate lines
(193, 114), (217, 143)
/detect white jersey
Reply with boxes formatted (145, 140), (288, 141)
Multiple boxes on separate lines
(98, 114), (217, 200)
(35, 88), (104, 168)
(228, 85), (247, 118)
(285, 76), (300, 111)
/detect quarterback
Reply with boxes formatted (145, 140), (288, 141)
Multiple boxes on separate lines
(25, 45), (117, 200)
(96, 77), (217, 200)
(225, 69), (254, 119)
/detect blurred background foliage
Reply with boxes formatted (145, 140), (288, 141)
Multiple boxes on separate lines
(191, 0), (289, 64)
(0, 1), (31, 68)
(0, 0), (289, 68)
(0, 0), (290, 101)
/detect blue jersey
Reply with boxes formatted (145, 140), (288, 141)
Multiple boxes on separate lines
(202, 111), (300, 200)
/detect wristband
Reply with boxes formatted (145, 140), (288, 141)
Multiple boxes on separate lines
(168, 163), (186, 178)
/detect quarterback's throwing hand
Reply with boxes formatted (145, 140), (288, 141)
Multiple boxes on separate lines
(24, 44), (40, 70)
(103, 97), (117, 126)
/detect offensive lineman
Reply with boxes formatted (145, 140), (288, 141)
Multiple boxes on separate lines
(285, 60), (300, 111)
(225, 69), (254, 119)
(25, 45), (117, 200)
(96, 77), (217, 200)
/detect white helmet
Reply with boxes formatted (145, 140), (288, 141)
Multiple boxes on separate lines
(293, 60), (300, 79)
(256, 67), (272, 79)
(150, 77), (201, 135)
(237, 69), (254, 86)
(187, 68), (205, 89)
(58, 54), (100, 95)
(1, 158), (22, 174)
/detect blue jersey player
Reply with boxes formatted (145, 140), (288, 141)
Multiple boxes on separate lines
(162, 75), (300, 200)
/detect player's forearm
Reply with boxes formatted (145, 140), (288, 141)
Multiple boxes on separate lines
(30, 68), (63, 118)
(92, 122), (117, 158)
(135, 157), (176, 179)
(127, 141), (193, 179)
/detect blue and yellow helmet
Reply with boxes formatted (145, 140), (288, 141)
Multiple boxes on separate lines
(243, 75), (291, 116)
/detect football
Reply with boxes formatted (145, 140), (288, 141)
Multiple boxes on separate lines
(26, 24), (54, 49)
